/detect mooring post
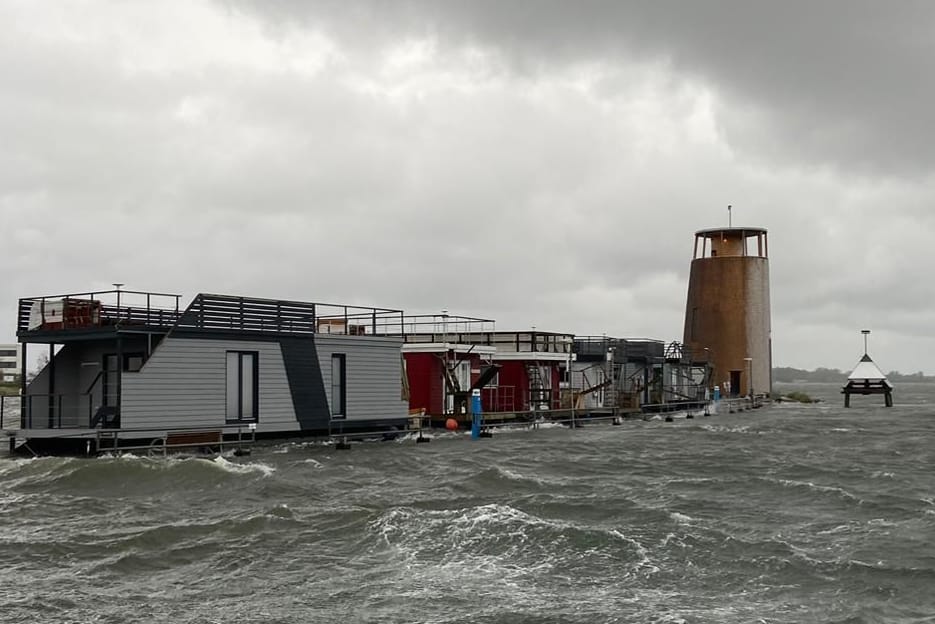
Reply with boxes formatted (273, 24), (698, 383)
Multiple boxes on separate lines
(471, 389), (482, 439)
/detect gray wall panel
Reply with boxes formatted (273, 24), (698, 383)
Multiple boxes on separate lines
(121, 338), (299, 433)
(314, 335), (408, 422)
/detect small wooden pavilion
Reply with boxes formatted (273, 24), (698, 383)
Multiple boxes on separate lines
(842, 330), (893, 407)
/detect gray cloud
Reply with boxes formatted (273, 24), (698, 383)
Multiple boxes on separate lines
(225, 0), (935, 174)
(3, 0), (935, 375)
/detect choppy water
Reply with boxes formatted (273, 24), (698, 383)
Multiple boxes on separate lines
(1, 383), (934, 623)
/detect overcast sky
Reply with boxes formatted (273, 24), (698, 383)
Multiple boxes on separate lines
(3, 1), (935, 374)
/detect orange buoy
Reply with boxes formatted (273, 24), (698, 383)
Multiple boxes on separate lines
(444, 418), (458, 431)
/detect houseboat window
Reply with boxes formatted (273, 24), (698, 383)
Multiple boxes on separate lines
(331, 354), (346, 418)
(226, 351), (259, 422)
(124, 354), (144, 372)
(104, 352), (146, 375)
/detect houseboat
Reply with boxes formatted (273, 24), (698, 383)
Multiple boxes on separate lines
(401, 324), (573, 421)
(569, 336), (645, 412)
(3, 288), (410, 454)
(400, 313), (499, 423)
(568, 337), (711, 414)
(489, 330), (572, 413)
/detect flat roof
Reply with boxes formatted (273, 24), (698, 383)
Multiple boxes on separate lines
(695, 227), (767, 237)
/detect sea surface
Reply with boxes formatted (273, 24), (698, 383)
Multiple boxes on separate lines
(1, 383), (933, 623)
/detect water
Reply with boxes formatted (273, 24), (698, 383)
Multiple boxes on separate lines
(1, 383), (933, 623)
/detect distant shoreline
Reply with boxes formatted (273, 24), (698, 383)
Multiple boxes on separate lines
(773, 368), (935, 383)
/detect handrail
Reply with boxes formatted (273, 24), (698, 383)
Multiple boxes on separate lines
(19, 288), (180, 301)
(1, 394), (22, 430)
(173, 293), (406, 336)
(17, 291), (182, 334)
(17, 290), (413, 338)
(84, 370), (104, 395)
(17, 392), (96, 429)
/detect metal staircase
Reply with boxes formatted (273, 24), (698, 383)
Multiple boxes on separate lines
(525, 363), (549, 410)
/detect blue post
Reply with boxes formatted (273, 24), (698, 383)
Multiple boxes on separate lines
(471, 389), (482, 439)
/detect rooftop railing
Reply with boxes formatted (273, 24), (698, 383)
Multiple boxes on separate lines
(397, 314), (496, 342)
(177, 293), (405, 336)
(403, 328), (574, 353)
(17, 290), (182, 334)
(16, 290), (408, 337)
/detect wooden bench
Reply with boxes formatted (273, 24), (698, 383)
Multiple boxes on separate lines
(165, 430), (222, 447)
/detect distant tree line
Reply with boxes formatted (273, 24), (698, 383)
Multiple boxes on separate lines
(773, 367), (933, 383)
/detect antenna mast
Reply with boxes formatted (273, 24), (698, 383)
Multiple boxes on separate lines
(728, 204), (732, 228)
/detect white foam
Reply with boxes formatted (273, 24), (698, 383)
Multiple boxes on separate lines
(773, 478), (862, 502)
(608, 528), (659, 574)
(670, 511), (693, 524)
(396, 432), (433, 442)
(493, 465), (557, 487)
(700, 424), (753, 434)
(210, 455), (276, 477)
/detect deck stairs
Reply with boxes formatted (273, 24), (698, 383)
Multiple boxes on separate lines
(525, 363), (549, 409)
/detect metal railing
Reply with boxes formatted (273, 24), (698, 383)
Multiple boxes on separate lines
(16, 290), (410, 338)
(480, 386), (516, 413)
(1, 394), (22, 430)
(398, 314), (496, 339)
(16, 393), (97, 429)
(175, 294), (407, 336)
(94, 424), (256, 456)
(405, 329), (574, 353)
(18, 289), (182, 333)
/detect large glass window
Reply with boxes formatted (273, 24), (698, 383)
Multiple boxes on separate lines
(226, 351), (259, 422)
(331, 354), (346, 418)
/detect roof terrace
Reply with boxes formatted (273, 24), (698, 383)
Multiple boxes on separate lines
(16, 289), (406, 341)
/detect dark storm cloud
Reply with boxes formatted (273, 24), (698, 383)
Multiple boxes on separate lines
(226, 0), (935, 176)
(3, 0), (935, 374)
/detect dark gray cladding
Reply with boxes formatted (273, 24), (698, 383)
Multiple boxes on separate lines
(279, 336), (331, 430)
